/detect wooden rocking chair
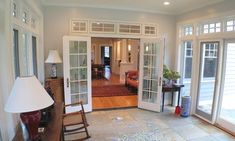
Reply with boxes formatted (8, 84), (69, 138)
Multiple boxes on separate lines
(62, 101), (90, 141)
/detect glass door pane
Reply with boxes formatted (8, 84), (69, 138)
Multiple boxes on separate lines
(196, 42), (219, 120)
(69, 41), (88, 105)
(181, 41), (193, 97)
(32, 36), (38, 77)
(217, 41), (235, 133)
(138, 38), (163, 112)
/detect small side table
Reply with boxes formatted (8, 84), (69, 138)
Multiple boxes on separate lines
(45, 77), (64, 103)
(162, 84), (184, 112)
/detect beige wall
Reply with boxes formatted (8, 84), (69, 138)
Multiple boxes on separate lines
(43, 6), (176, 78)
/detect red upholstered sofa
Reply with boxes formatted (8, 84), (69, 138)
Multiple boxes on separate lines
(125, 70), (139, 90)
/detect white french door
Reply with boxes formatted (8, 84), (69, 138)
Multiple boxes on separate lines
(217, 40), (235, 133)
(138, 38), (163, 112)
(196, 41), (220, 121)
(63, 36), (92, 113)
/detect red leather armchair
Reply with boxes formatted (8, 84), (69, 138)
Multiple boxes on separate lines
(125, 70), (139, 90)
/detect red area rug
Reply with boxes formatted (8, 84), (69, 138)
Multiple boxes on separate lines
(92, 84), (137, 97)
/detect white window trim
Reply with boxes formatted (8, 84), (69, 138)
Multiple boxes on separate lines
(89, 20), (116, 34)
(118, 22), (142, 35)
(70, 19), (88, 33)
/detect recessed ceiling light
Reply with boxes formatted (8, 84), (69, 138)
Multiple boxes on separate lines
(163, 1), (170, 5)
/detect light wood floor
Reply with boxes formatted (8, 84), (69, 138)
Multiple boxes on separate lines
(92, 95), (138, 110)
(92, 67), (138, 110)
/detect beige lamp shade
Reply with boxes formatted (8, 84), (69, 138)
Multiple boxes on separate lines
(45, 50), (62, 63)
(4, 76), (54, 113)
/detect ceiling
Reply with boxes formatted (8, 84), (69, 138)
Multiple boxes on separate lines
(40, 0), (225, 15)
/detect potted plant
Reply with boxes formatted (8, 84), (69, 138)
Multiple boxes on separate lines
(163, 65), (180, 85)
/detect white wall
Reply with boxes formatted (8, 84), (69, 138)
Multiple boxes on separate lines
(0, 0), (44, 140)
(0, 1), (17, 140)
(43, 6), (176, 77)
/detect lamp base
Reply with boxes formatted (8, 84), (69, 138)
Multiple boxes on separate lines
(20, 111), (41, 141)
(50, 64), (57, 78)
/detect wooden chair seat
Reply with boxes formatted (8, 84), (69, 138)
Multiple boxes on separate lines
(63, 111), (83, 126)
(62, 102), (90, 141)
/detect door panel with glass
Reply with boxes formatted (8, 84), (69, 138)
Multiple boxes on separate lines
(138, 38), (163, 112)
(63, 36), (91, 113)
(217, 41), (235, 133)
(196, 42), (219, 121)
(181, 41), (193, 97)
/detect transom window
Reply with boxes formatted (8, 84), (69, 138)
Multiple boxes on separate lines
(119, 24), (141, 34)
(144, 25), (157, 35)
(226, 20), (235, 31)
(183, 25), (193, 36)
(12, 2), (17, 17)
(203, 22), (221, 34)
(22, 11), (27, 23)
(91, 22), (115, 33)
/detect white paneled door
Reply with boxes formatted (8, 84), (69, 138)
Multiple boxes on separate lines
(138, 38), (164, 112)
(63, 36), (92, 113)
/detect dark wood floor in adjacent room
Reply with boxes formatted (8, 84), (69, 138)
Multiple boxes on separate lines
(92, 67), (138, 110)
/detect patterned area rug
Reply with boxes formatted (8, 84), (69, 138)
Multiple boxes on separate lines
(92, 84), (137, 97)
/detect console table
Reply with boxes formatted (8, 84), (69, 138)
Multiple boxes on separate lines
(162, 84), (184, 112)
(12, 103), (63, 141)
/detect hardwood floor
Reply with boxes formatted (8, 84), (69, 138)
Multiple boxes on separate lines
(92, 66), (138, 110)
(92, 95), (138, 110)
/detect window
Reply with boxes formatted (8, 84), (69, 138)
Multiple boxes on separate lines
(202, 43), (218, 78)
(12, 2), (17, 17)
(144, 25), (157, 35)
(20, 33), (30, 76)
(32, 36), (38, 76)
(226, 20), (235, 32)
(70, 20), (87, 33)
(13, 29), (20, 78)
(91, 22), (115, 33)
(104, 46), (109, 57)
(183, 25), (193, 36)
(22, 11), (27, 23)
(184, 41), (193, 79)
(202, 22), (221, 34)
(119, 24), (141, 34)
(181, 41), (193, 97)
